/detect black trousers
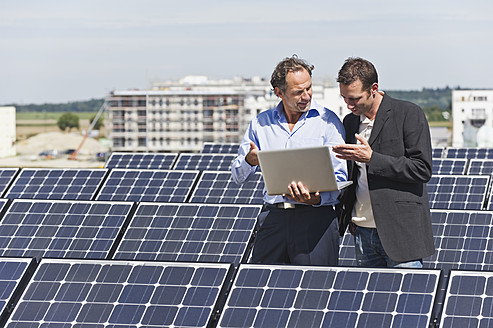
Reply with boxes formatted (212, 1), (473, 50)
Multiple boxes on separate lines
(250, 204), (339, 265)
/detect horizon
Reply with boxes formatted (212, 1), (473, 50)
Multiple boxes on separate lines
(2, 0), (492, 105)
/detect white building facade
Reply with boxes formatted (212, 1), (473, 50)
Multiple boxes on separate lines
(105, 76), (348, 152)
(452, 90), (493, 147)
(0, 106), (16, 158)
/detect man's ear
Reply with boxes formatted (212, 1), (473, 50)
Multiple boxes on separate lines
(274, 87), (283, 98)
(371, 82), (379, 96)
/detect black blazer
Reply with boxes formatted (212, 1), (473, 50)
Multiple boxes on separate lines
(338, 94), (435, 262)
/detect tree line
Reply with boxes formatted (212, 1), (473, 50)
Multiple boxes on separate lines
(12, 87), (453, 122)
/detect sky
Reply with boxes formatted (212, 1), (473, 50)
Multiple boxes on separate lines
(1, 0), (492, 105)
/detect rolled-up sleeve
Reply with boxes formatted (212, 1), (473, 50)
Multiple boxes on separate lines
(231, 121), (258, 184)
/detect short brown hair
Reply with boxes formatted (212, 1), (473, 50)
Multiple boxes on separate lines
(270, 55), (314, 93)
(337, 57), (378, 92)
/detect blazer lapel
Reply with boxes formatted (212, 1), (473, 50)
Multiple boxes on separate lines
(368, 95), (391, 146)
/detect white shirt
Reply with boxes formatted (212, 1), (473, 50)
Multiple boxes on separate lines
(351, 115), (376, 228)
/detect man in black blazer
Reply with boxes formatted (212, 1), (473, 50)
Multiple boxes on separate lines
(332, 57), (435, 268)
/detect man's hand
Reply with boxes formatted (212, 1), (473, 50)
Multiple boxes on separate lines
(332, 133), (373, 163)
(285, 181), (321, 205)
(245, 141), (259, 166)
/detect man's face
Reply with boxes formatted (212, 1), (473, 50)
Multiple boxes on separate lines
(276, 69), (312, 115)
(339, 79), (376, 117)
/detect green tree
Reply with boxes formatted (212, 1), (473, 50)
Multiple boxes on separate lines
(90, 114), (104, 130)
(57, 112), (80, 132)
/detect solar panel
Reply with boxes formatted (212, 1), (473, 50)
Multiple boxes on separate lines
(113, 203), (261, 266)
(5, 168), (108, 200)
(339, 230), (357, 267)
(432, 159), (468, 175)
(189, 171), (264, 204)
(104, 152), (178, 169)
(467, 159), (493, 175)
(218, 264), (440, 328)
(446, 147), (493, 159)
(424, 210), (493, 271)
(440, 270), (493, 327)
(202, 143), (240, 154)
(0, 258), (33, 324)
(0, 198), (8, 214)
(432, 147), (444, 158)
(173, 153), (235, 171)
(5, 259), (232, 328)
(95, 169), (199, 202)
(427, 175), (489, 210)
(0, 168), (19, 197)
(0, 199), (134, 259)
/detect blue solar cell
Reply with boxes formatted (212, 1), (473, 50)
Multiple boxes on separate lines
(5, 259), (231, 328)
(173, 154), (235, 171)
(338, 230), (357, 267)
(96, 169), (199, 202)
(432, 147), (444, 158)
(423, 210), (493, 271)
(427, 175), (489, 210)
(5, 168), (107, 200)
(189, 171), (264, 204)
(468, 159), (493, 176)
(201, 143), (239, 154)
(219, 265), (440, 328)
(104, 152), (178, 169)
(432, 159), (467, 175)
(0, 169), (19, 198)
(0, 258), (32, 320)
(446, 147), (493, 159)
(113, 203), (261, 266)
(440, 270), (493, 327)
(0, 200), (133, 259)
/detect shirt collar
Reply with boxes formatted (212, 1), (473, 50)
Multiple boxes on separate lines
(359, 114), (373, 126)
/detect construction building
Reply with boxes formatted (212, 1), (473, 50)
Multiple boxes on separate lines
(105, 76), (347, 152)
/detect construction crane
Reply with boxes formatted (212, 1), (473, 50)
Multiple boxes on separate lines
(69, 102), (105, 160)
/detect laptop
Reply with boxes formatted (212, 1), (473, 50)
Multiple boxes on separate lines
(257, 145), (352, 195)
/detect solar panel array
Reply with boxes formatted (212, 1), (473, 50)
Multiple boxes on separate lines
(468, 159), (493, 175)
(0, 169), (19, 197)
(0, 258), (32, 322)
(0, 200), (134, 259)
(445, 147), (493, 159)
(105, 152), (178, 169)
(113, 203), (261, 266)
(96, 169), (200, 203)
(4, 259), (232, 328)
(432, 159), (467, 175)
(201, 142), (239, 154)
(219, 264), (441, 328)
(440, 270), (493, 327)
(427, 175), (490, 210)
(189, 171), (264, 204)
(173, 153), (236, 171)
(1, 144), (493, 327)
(5, 168), (107, 200)
(424, 210), (493, 271)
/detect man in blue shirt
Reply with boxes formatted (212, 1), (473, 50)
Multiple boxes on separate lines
(231, 55), (347, 265)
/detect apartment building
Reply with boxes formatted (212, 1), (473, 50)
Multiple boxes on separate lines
(105, 76), (346, 152)
(452, 90), (493, 147)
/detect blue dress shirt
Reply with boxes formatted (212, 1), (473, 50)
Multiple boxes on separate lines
(231, 100), (347, 206)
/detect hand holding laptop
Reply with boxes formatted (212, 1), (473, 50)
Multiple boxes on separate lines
(285, 181), (321, 205)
